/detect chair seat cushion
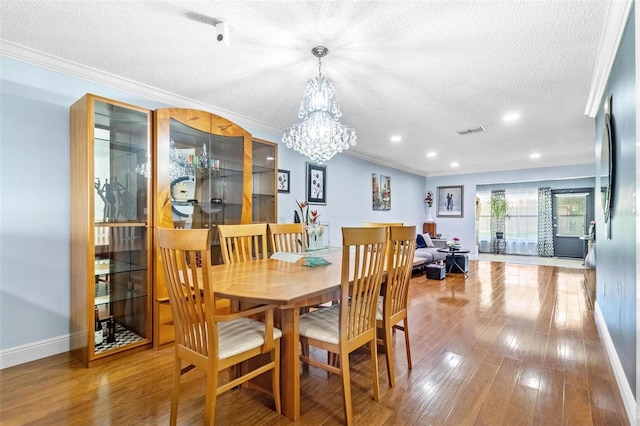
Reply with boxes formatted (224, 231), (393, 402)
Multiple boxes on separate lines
(218, 318), (282, 360)
(299, 305), (340, 344)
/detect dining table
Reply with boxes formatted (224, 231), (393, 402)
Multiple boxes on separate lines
(205, 246), (422, 420)
(207, 247), (344, 421)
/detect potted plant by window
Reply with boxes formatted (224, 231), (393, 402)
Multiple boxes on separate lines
(490, 196), (509, 239)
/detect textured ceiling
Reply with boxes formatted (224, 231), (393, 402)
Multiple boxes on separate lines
(0, 1), (608, 176)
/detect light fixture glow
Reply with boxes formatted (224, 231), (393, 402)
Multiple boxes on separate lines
(530, 153), (541, 159)
(503, 112), (520, 122)
(427, 152), (436, 158)
(451, 162), (459, 168)
(282, 46), (356, 164)
(390, 136), (402, 142)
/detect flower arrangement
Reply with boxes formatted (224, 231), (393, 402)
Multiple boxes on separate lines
(425, 191), (433, 207)
(446, 237), (461, 250)
(296, 200), (326, 250)
(296, 199), (321, 225)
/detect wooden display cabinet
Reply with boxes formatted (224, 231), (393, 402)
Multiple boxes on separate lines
(423, 222), (436, 236)
(153, 109), (277, 348)
(70, 94), (153, 366)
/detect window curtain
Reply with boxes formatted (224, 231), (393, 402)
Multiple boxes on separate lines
(537, 187), (554, 257)
(490, 189), (506, 253)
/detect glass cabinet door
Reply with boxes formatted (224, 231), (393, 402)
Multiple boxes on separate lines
(168, 119), (245, 231)
(252, 139), (277, 223)
(92, 99), (151, 355)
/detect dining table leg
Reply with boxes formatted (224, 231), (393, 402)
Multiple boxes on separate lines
(279, 306), (300, 421)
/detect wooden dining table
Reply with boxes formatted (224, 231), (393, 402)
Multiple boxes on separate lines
(207, 248), (344, 421)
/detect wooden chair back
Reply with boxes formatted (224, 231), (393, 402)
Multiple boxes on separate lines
(158, 228), (214, 356)
(340, 226), (387, 345)
(217, 223), (268, 264)
(268, 223), (306, 253)
(384, 225), (417, 319)
(378, 225), (417, 388)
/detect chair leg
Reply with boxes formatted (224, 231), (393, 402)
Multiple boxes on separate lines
(204, 366), (219, 426)
(340, 349), (353, 426)
(370, 337), (380, 402)
(403, 319), (412, 370)
(272, 340), (282, 414)
(170, 357), (182, 426)
(384, 322), (395, 388)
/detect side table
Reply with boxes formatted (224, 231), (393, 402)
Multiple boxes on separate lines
(437, 248), (470, 278)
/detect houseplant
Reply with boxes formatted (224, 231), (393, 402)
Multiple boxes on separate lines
(490, 196), (509, 239)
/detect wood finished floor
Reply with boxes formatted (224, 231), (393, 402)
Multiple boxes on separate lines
(0, 261), (629, 425)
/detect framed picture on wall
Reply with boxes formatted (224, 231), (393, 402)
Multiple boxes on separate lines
(372, 173), (391, 210)
(437, 185), (464, 217)
(306, 162), (327, 204)
(277, 169), (290, 193)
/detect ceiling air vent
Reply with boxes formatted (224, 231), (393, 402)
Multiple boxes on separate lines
(456, 126), (486, 135)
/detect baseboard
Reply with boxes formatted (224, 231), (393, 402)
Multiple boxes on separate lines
(0, 334), (70, 370)
(594, 301), (636, 425)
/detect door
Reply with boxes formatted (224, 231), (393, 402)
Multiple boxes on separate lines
(552, 189), (594, 258)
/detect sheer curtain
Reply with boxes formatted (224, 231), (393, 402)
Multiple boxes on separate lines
(537, 187), (554, 257)
(504, 188), (538, 255)
(477, 188), (539, 255)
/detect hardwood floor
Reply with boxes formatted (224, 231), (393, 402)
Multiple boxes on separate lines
(1, 261), (628, 425)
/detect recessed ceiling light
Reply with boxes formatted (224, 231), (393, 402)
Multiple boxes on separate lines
(390, 136), (402, 142)
(427, 151), (436, 158)
(451, 162), (459, 168)
(530, 153), (541, 159)
(503, 112), (520, 122)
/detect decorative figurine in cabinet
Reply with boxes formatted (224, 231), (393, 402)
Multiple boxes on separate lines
(70, 94), (153, 366)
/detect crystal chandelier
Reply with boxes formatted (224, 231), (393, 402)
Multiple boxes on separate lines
(283, 46), (356, 164)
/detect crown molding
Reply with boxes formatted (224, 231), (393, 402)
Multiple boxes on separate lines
(584, 0), (633, 117)
(0, 40), (283, 138)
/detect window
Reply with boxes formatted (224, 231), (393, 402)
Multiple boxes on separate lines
(477, 188), (539, 255)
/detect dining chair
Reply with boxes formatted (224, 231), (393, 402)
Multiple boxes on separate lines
(217, 223), (269, 264)
(298, 226), (387, 425)
(377, 225), (417, 387)
(157, 227), (282, 425)
(268, 222), (306, 253)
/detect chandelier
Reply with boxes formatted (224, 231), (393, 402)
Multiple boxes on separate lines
(282, 46), (356, 164)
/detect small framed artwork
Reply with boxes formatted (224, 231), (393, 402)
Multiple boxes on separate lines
(277, 169), (290, 193)
(372, 173), (391, 210)
(306, 162), (327, 204)
(437, 185), (464, 217)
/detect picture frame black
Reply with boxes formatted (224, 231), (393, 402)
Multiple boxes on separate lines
(277, 169), (290, 193)
(437, 185), (464, 217)
(306, 162), (327, 204)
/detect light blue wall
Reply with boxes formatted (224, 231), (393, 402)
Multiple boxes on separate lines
(0, 56), (426, 358)
(594, 6), (636, 396)
(425, 165), (596, 256)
